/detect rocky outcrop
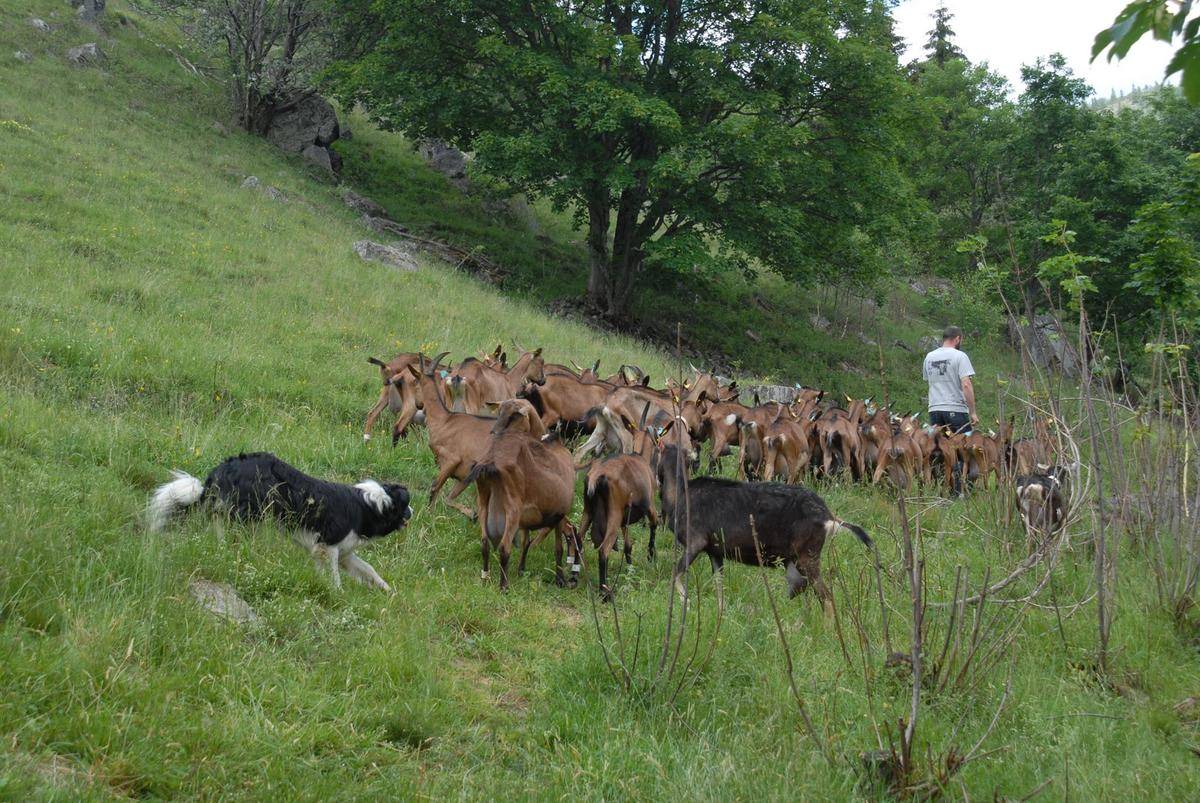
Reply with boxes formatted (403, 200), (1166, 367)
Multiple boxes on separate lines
(418, 140), (469, 190)
(1007, 314), (1080, 377)
(77, 0), (105, 22)
(916, 335), (940, 353)
(66, 42), (105, 67)
(342, 189), (389, 218)
(360, 215), (409, 237)
(29, 17), (51, 32)
(301, 143), (341, 174)
(266, 95), (339, 152)
(353, 240), (418, 272)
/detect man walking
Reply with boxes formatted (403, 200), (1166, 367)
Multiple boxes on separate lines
(923, 325), (977, 494)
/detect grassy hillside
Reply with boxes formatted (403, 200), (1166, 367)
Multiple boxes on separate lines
(2, 2), (1198, 800)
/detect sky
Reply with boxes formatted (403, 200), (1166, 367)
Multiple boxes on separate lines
(892, 0), (1177, 98)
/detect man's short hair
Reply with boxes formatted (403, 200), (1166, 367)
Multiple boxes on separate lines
(942, 325), (962, 341)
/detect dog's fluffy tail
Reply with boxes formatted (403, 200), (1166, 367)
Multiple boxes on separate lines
(147, 470), (205, 532)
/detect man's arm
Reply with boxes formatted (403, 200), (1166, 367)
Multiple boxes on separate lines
(961, 377), (978, 425)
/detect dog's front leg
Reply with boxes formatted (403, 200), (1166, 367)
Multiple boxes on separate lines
(341, 552), (391, 593)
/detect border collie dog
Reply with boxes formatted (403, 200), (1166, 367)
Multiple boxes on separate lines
(148, 452), (411, 592)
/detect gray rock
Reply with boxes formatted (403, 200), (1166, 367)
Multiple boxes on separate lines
(263, 186), (287, 203)
(340, 126), (353, 141)
(740, 383), (799, 404)
(809, 313), (831, 332)
(189, 579), (260, 625)
(342, 189), (389, 218)
(66, 42), (104, 67)
(300, 144), (341, 174)
(418, 139), (469, 189)
(29, 17), (51, 32)
(212, 121), (229, 136)
(361, 215), (409, 236)
(1007, 314), (1080, 377)
(744, 329), (761, 343)
(916, 335), (940, 353)
(14, 51), (32, 63)
(241, 175), (260, 189)
(77, 0), (105, 22)
(265, 94), (339, 154)
(353, 240), (418, 272)
(908, 279), (927, 296)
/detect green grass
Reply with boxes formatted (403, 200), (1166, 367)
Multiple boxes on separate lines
(1, 2), (1198, 799)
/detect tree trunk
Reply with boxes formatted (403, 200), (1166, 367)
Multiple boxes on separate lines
(586, 159), (652, 319)
(585, 191), (611, 310)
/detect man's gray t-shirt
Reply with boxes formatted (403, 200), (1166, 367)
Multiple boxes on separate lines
(923, 346), (975, 413)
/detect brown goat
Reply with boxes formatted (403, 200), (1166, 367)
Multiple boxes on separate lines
(519, 373), (614, 431)
(363, 352), (426, 443)
(697, 400), (751, 470)
(449, 348), (547, 413)
(578, 413), (660, 600)
(406, 353), (497, 518)
(761, 414), (813, 483)
(467, 420), (579, 590)
(869, 426), (924, 488)
(813, 398), (870, 479)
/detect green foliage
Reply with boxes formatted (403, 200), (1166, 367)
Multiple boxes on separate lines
(1093, 1), (1200, 102)
(1127, 201), (1200, 321)
(1036, 221), (1104, 309)
(326, 0), (911, 317)
(924, 4), (964, 66)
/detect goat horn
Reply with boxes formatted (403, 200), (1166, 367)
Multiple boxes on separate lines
(429, 351), (451, 375)
(570, 359), (584, 372)
(592, 359), (600, 374)
(638, 401), (651, 430)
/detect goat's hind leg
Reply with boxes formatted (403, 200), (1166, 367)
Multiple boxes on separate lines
(364, 387), (390, 442)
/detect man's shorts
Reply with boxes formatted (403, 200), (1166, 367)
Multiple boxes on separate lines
(929, 410), (972, 435)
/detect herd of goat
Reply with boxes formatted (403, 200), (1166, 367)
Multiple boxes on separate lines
(361, 345), (1067, 600)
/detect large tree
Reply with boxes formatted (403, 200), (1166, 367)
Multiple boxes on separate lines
(924, 3), (964, 66)
(328, 0), (908, 319)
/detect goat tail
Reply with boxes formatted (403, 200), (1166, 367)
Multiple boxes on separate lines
(587, 476), (610, 548)
(465, 461), (499, 487)
(147, 470), (205, 532)
(825, 518), (873, 549)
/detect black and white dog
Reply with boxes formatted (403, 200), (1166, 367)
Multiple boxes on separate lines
(148, 452), (411, 592)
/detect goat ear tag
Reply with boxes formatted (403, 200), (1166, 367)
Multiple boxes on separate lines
(439, 370), (448, 378)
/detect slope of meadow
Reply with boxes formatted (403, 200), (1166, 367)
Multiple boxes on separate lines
(1, 2), (1198, 799)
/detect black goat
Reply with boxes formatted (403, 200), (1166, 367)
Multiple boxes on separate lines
(1015, 465), (1069, 552)
(656, 445), (873, 612)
